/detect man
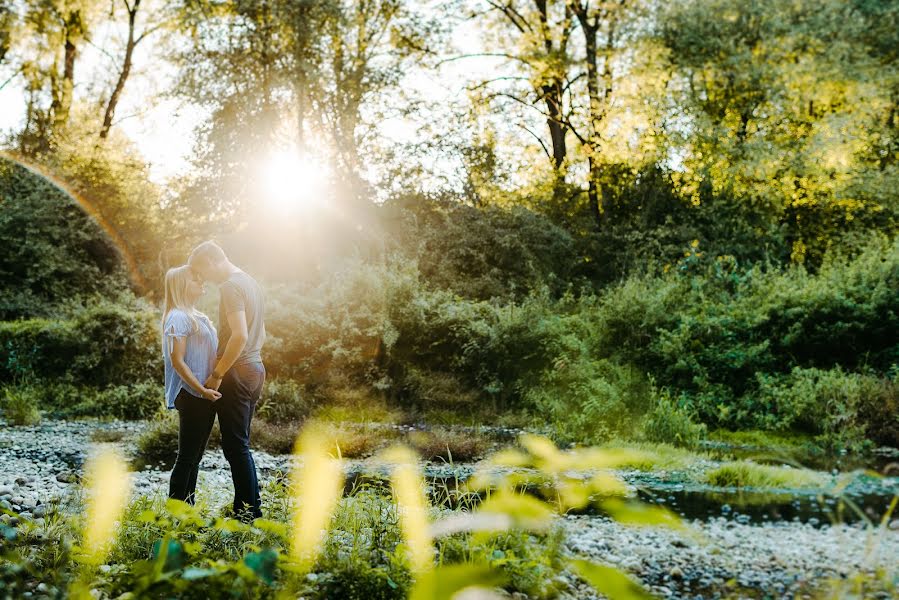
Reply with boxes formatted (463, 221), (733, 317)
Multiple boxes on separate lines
(188, 240), (266, 521)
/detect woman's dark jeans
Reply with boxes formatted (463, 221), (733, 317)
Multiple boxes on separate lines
(168, 362), (266, 521)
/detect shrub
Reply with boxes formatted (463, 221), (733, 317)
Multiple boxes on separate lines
(407, 428), (491, 462)
(640, 388), (706, 448)
(856, 373), (899, 447)
(524, 358), (650, 444)
(1, 385), (41, 426)
(0, 296), (162, 386)
(83, 381), (164, 420)
(135, 412), (180, 465)
(135, 412), (224, 466)
(256, 378), (314, 424)
(252, 419), (299, 455)
(753, 367), (873, 451)
(0, 156), (131, 321)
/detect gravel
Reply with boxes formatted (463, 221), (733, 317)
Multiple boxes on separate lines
(1, 418), (896, 598)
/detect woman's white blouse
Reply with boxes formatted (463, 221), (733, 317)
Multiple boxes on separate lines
(162, 309), (218, 409)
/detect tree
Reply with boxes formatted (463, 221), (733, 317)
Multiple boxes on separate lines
(15, 0), (103, 154)
(100, 0), (175, 138)
(661, 0), (899, 266)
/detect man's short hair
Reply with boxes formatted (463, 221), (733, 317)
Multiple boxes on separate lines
(188, 240), (227, 266)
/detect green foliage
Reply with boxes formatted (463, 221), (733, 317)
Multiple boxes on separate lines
(436, 530), (564, 599)
(135, 412), (180, 466)
(639, 388), (706, 448)
(0, 384), (41, 425)
(753, 367), (896, 452)
(524, 358), (650, 445)
(257, 378), (314, 424)
(384, 196), (582, 300)
(0, 296), (162, 386)
(0, 157), (131, 320)
(703, 461), (827, 490)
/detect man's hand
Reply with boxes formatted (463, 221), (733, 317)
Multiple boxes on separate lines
(201, 387), (222, 401)
(204, 375), (223, 391)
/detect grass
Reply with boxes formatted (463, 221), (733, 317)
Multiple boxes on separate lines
(703, 460), (828, 490)
(407, 428), (492, 462)
(90, 429), (128, 443)
(2, 385), (42, 426)
(596, 440), (717, 471)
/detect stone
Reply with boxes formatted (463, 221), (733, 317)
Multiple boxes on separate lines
(56, 471), (77, 483)
(0, 485), (12, 497)
(670, 566), (684, 579)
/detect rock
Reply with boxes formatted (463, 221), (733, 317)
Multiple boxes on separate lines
(669, 566), (684, 579)
(56, 471), (77, 483)
(32, 505), (47, 518)
(0, 485), (12, 497)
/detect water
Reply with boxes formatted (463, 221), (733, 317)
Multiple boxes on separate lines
(341, 471), (897, 528)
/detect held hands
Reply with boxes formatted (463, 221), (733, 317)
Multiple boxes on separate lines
(201, 387), (222, 401)
(204, 374), (223, 391)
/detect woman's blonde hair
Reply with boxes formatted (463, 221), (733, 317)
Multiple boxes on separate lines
(162, 265), (202, 337)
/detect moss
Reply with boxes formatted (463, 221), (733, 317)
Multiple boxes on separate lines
(703, 461), (827, 490)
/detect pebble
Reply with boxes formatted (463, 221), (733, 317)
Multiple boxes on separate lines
(2, 417), (897, 600)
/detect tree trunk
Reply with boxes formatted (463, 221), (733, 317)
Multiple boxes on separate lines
(575, 5), (602, 229)
(534, 0), (569, 178)
(101, 0), (141, 139)
(51, 21), (78, 132)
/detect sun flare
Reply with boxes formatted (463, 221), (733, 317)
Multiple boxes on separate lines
(260, 149), (331, 214)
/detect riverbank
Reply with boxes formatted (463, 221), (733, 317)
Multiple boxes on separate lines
(1, 418), (896, 598)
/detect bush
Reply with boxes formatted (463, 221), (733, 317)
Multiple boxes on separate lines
(257, 378), (314, 424)
(524, 358), (650, 445)
(135, 412), (180, 465)
(1, 385), (41, 426)
(80, 381), (164, 420)
(753, 367), (893, 452)
(252, 419), (299, 455)
(640, 388), (706, 448)
(135, 412), (223, 466)
(0, 296), (162, 386)
(407, 428), (491, 462)
(0, 156), (131, 320)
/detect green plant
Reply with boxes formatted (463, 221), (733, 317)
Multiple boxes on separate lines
(1, 385), (41, 426)
(524, 358), (650, 444)
(703, 461), (827, 489)
(407, 428), (491, 463)
(257, 378), (314, 424)
(640, 388), (706, 448)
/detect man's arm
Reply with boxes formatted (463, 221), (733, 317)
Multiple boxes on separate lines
(171, 337), (222, 401)
(205, 310), (248, 390)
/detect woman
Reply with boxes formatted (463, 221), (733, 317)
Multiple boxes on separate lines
(162, 265), (221, 505)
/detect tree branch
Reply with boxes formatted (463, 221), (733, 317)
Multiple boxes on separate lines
(519, 123), (551, 159)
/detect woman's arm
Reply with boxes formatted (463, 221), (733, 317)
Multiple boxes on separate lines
(171, 336), (222, 401)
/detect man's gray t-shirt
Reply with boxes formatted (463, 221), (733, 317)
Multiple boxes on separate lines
(218, 271), (265, 366)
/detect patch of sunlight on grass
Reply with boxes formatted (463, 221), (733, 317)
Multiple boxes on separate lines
(313, 401), (406, 425)
(708, 429), (815, 450)
(703, 460), (828, 490)
(598, 440), (716, 471)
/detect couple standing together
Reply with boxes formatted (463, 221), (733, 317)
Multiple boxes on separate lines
(161, 241), (266, 522)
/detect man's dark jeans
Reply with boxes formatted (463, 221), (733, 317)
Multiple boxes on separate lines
(168, 362), (266, 521)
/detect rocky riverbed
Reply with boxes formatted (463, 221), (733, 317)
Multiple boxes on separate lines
(1, 419), (897, 599)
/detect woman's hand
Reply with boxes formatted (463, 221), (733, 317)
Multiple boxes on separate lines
(201, 387), (222, 401)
